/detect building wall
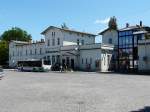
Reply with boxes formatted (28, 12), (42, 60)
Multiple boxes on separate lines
(63, 31), (95, 46)
(138, 39), (150, 71)
(102, 29), (118, 45)
(79, 49), (101, 71)
(9, 41), (45, 67)
(9, 26), (114, 72)
(43, 27), (96, 65)
(79, 44), (114, 71)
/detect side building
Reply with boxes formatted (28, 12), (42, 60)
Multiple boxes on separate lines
(9, 26), (114, 72)
(100, 21), (150, 73)
(138, 36), (150, 72)
(9, 40), (45, 67)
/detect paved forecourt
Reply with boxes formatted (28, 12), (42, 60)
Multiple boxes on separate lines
(0, 70), (150, 112)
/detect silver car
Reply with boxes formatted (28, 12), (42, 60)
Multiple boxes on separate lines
(0, 67), (4, 79)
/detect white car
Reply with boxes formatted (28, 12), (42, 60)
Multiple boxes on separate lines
(0, 67), (4, 79)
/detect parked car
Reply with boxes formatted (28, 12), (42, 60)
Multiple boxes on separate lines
(0, 67), (4, 79)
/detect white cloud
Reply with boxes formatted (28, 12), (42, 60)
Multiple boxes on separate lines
(94, 17), (110, 24)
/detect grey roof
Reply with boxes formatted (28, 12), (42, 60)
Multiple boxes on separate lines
(99, 28), (118, 35)
(41, 26), (97, 36)
(118, 25), (149, 31)
(133, 30), (148, 35)
(11, 40), (44, 46)
(11, 40), (29, 44)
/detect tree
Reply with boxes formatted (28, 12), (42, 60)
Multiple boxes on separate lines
(1, 27), (32, 42)
(0, 27), (32, 67)
(0, 40), (9, 65)
(61, 23), (69, 29)
(108, 16), (118, 30)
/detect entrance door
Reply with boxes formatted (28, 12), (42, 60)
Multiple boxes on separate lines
(66, 57), (70, 67)
(107, 55), (111, 71)
(71, 59), (74, 70)
(62, 59), (65, 66)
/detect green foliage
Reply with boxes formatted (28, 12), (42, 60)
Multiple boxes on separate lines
(1, 27), (32, 42)
(0, 27), (32, 66)
(145, 34), (150, 39)
(0, 40), (9, 65)
(108, 16), (118, 30)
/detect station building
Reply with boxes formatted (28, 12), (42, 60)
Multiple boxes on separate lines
(9, 26), (114, 72)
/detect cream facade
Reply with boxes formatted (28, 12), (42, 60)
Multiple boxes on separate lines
(138, 39), (150, 72)
(9, 26), (114, 72)
(9, 40), (45, 67)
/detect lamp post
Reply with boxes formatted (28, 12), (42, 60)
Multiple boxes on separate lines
(75, 46), (79, 70)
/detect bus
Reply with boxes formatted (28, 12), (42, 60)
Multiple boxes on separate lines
(17, 59), (51, 72)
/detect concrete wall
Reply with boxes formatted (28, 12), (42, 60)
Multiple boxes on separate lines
(138, 39), (150, 71)
(63, 31), (95, 46)
(79, 44), (114, 71)
(102, 29), (118, 45)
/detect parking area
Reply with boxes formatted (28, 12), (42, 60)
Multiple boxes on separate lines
(0, 70), (150, 112)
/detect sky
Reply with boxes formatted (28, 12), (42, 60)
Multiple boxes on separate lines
(1, 0), (150, 42)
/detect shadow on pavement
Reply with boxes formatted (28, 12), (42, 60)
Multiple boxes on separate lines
(130, 106), (150, 112)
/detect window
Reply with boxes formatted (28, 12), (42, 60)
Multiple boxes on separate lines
(47, 56), (50, 60)
(77, 39), (79, 45)
(40, 48), (42, 54)
(47, 39), (50, 46)
(90, 58), (92, 64)
(52, 32), (55, 37)
(35, 49), (37, 54)
(108, 38), (112, 44)
(86, 58), (88, 64)
(13, 51), (14, 56)
(52, 38), (55, 46)
(82, 58), (84, 64)
(30, 50), (32, 55)
(81, 40), (84, 45)
(57, 38), (60, 45)
(26, 50), (28, 56)
(95, 60), (100, 68)
(137, 34), (142, 40)
(20, 51), (22, 56)
(52, 55), (55, 64)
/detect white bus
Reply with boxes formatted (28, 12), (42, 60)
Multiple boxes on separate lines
(17, 59), (51, 72)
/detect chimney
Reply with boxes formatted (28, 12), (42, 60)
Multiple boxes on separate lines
(126, 23), (129, 27)
(41, 39), (44, 42)
(140, 21), (142, 26)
